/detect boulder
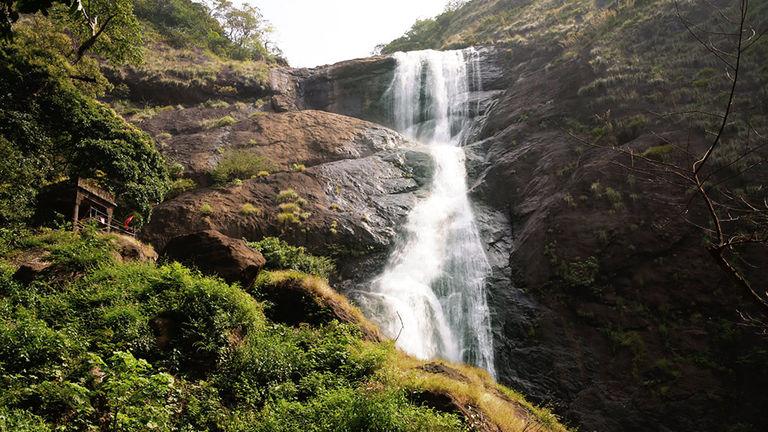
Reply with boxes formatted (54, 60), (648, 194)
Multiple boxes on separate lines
(13, 258), (53, 284)
(108, 234), (159, 263)
(253, 271), (383, 342)
(162, 230), (265, 287)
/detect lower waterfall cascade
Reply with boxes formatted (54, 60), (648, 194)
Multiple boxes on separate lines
(360, 48), (496, 376)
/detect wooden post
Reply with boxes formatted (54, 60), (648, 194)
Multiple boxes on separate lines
(106, 207), (114, 232)
(72, 193), (82, 232)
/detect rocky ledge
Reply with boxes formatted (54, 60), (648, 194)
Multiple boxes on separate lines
(139, 107), (433, 284)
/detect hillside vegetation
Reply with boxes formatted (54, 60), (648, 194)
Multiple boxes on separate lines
(0, 0), (281, 227)
(0, 227), (567, 432)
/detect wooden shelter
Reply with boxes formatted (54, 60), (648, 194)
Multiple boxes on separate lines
(34, 178), (132, 234)
(71, 178), (117, 231)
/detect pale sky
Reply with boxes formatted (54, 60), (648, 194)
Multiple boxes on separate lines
(254, 0), (450, 68)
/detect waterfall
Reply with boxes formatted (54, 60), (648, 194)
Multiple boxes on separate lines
(361, 48), (496, 376)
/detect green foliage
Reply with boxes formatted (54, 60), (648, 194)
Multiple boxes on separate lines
(0, 407), (51, 432)
(249, 237), (335, 279)
(274, 189), (311, 228)
(199, 203), (214, 215)
(52, 0), (143, 64)
(545, 241), (600, 290)
(381, 1), (467, 54)
(134, 0), (276, 61)
(166, 177), (197, 199)
(0, 229), (470, 431)
(134, 0), (230, 52)
(202, 115), (238, 129)
(559, 256), (600, 289)
(0, 44), (169, 221)
(211, 149), (275, 184)
(252, 387), (464, 432)
(97, 351), (176, 431)
(211, 0), (273, 60)
(240, 203), (262, 216)
(642, 144), (675, 159)
(276, 189), (300, 203)
(0, 137), (40, 224)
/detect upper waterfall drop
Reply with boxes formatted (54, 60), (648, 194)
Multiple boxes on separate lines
(361, 48), (496, 376)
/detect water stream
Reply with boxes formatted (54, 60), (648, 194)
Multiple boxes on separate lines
(361, 49), (495, 376)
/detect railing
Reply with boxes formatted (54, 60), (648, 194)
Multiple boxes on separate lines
(78, 207), (137, 237)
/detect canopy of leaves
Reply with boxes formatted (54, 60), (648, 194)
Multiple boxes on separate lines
(134, 0), (231, 53)
(249, 237), (336, 280)
(380, 1), (467, 54)
(0, 43), (169, 223)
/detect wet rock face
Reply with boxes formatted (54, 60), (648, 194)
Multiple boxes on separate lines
(299, 55), (398, 126)
(460, 44), (768, 432)
(142, 146), (432, 283)
(139, 106), (433, 283)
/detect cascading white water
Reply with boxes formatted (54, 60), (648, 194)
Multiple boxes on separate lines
(360, 49), (495, 376)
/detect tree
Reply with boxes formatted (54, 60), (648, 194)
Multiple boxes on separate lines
(212, 0), (271, 57)
(0, 43), (169, 221)
(1, 0), (142, 64)
(58, 0), (143, 64)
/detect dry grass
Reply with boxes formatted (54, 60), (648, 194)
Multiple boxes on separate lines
(137, 42), (271, 85)
(259, 270), (383, 341)
(378, 350), (569, 432)
(259, 270), (568, 431)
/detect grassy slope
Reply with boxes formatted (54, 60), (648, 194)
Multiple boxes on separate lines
(0, 228), (568, 432)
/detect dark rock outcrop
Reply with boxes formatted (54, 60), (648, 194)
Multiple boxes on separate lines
(254, 271), (383, 342)
(275, 45), (768, 432)
(103, 44), (271, 106)
(299, 55), (397, 126)
(162, 230), (266, 287)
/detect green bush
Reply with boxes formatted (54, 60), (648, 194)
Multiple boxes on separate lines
(200, 203), (214, 215)
(0, 407), (51, 432)
(0, 229), (474, 431)
(211, 149), (276, 184)
(166, 178), (197, 198)
(240, 203), (262, 216)
(248, 237), (335, 279)
(0, 45), (169, 221)
(203, 115), (238, 129)
(560, 257), (600, 289)
(642, 144), (675, 159)
(252, 388), (464, 432)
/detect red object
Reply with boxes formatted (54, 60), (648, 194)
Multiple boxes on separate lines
(123, 215), (135, 229)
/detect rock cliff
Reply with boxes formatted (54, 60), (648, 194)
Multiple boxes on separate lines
(124, 13), (768, 430)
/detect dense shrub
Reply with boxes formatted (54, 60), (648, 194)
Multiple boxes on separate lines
(248, 237), (335, 279)
(0, 44), (169, 222)
(134, 0), (274, 62)
(252, 388), (465, 432)
(0, 229), (466, 431)
(166, 178), (197, 199)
